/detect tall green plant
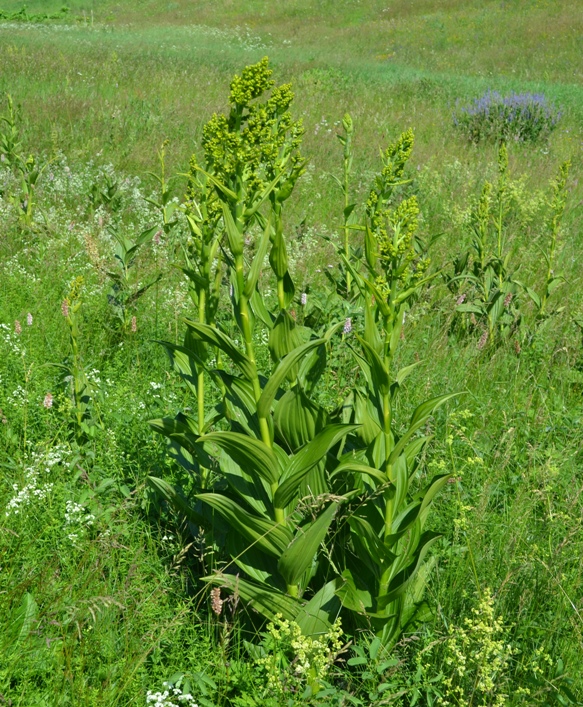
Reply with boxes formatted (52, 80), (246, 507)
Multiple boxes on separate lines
(333, 129), (456, 646)
(451, 144), (522, 346)
(53, 277), (103, 443)
(150, 59), (356, 633)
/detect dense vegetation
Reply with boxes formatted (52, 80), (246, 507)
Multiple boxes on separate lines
(1, 2), (582, 705)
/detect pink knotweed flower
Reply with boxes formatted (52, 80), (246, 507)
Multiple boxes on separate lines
(456, 293), (466, 305)
(14, 320), (22, 335)
(131, 316), (137, 333)
(27, 312), (33, 326)
(477, 329), (489, 350)
(153, 230), (162, 245)
(300, 292), (307, 305)
(343, 317), (352, 335)
(61, 300), (69, 317)
(210, 587), (223, 616)
(503, 292), (513, 308)
(43, 393), (53, 409)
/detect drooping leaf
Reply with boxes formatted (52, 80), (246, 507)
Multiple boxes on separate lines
(388, 393), (459, 464)
(295, 579), (341, 636)
(184, 320), (255, 381)
(198, 431), (281, 486)
(196, 493), (292, 557)
(204, 574), (300, 623)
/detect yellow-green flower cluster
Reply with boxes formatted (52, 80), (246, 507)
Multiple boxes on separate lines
(366, 128), (414, 218)
(229, 56), (274, 107)
(197, 57), (304, 213)
(438, 588), (515, 707)
(256, 614), (343, 698)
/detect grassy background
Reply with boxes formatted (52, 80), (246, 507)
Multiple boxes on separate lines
(1, 1), (583, 705)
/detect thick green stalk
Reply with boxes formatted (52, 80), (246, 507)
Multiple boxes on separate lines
(197, 287), (208, 488)
(343, 165), (351, 296)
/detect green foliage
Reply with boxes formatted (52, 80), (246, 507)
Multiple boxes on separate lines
(1, 12), (582, 703)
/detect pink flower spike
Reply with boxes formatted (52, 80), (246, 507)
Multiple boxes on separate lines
(27, 313), (33, 326)
(14, 320), (22, 335)
(131, 316), (137, 333)
(43, 393), (53, 409)
(61, 300), (69, 318)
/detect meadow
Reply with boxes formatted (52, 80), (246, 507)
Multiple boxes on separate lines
(1, 1), (582, 705)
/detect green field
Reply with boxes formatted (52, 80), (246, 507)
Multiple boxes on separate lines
(1, 1), (583, 705)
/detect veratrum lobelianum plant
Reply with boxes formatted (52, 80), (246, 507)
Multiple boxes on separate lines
(150, 57), (357, 636)
(446, 144), (571, 347)
(150, 58), (454, 644)
(330, 127), (457, 646)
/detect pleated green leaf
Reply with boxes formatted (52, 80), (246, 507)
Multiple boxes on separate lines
(275, 424), (360, 509)
(196, 493), (292, 557)
(198, 431), (281, 485)
(278, 503), (338, 587)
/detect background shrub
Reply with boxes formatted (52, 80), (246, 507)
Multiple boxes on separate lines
(453, 90), (561, 143)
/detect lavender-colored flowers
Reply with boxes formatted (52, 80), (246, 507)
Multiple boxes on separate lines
(343, 317), (352, 335)
(43, 393), (53, 409)
(453, 91), (561, 143)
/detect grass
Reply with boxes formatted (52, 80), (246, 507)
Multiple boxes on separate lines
(1, 0), (583, 705)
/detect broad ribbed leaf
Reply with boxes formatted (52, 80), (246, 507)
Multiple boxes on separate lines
(278, 503), (338, 587)
(335, 569), (372, 614)
(330, 461), (387, 485)
(354, 390), (382, 445)
(377, 531), (441, 608)
(222, 202), (244, 257)
(184, 320), (255, 381)
(395, 360), (422, 387)
(419, 474), (452, 520)
(258, 338), (326, 419)
(356, 335), (390, 395)
(349, 515), (395, 569)
(4, 593), (38, 652)
(196, 493), (292, 557)
(295, 579), (340, 636)
(275, 424), (360, 509)
(268, 310), (306, 366)
(204, 574), (299, 623)
(269, 222), (288, 279)
(274, 386), (328, 453)
(244, 217), (272, 298)
(198, 431), (280, 485)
